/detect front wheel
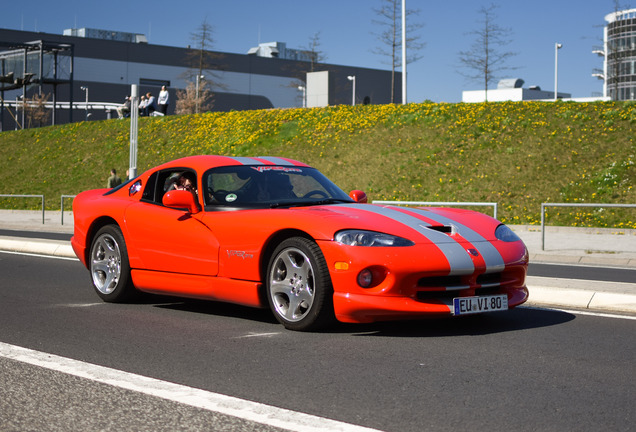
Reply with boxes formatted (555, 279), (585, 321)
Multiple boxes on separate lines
(89, 225), (136, 302)
(267, 237), (335, 331)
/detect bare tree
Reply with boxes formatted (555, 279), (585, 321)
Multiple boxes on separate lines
(458, 3), (517, 101)
(24, 93), (50, 128)
(303, 31), (327, 72)
(180, 18), (224, 113)
(175, 81), (213, 115)
(283, 32), (328, 106)
(372, 0), (424, 103)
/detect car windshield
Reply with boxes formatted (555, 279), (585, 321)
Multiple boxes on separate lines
(203, 165), (353, 208)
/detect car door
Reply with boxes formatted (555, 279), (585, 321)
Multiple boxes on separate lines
(124, 169), (219, 276)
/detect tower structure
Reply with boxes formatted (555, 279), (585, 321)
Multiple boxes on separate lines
(600, 8), (636, 100)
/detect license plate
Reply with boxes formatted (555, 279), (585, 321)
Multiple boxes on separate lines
(453, 294), (508, 316)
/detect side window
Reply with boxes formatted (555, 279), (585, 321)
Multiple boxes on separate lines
(141, 169), (198, 205)
(142, 172), (158, 202)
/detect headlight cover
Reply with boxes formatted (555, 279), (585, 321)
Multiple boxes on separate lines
(495, 224), (521, 242)
(335, 230), (414, 247)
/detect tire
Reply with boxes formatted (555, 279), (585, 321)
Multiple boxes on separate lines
(266, 237), (335, 331)
(89, 225), (136, 302)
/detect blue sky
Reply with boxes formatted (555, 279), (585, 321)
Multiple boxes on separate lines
(1, 0), (621, 103)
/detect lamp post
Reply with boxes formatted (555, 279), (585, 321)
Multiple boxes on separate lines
(195, 74), (205, 113)
(554, 43), (562, 101)
(80, 86), (89, 120)
(298, 85), (306, 108)
(15, 96), (20, 130)
(129, 84), (139, 179)
(402, 0), (407, 104)
(347, 75), (356, 106)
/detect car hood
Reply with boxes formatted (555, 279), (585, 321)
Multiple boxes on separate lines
(297, 203), (503, 245)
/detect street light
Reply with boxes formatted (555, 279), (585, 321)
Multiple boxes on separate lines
(195, 74), (205, 113)
(298, 85), (306, 108)
(402, 0), (407, 104)
(347, 75), (356, 106)
(554, 43), (562, 101)
(80, 86), (89, 120)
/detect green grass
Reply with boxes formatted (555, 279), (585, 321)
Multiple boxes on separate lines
(1, 101), (634, 228)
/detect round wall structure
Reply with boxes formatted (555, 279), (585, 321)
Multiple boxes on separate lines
(605, 8), (636, 100)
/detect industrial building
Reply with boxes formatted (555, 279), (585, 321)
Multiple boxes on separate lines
(0, 28), (399, 131)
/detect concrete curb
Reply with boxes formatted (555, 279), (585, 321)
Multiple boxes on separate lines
(529, 253), (636, 268)
(0, 237), (76, 259)
(526, 276), (636, 314)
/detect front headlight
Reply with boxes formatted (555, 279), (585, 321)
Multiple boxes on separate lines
(495, 224), (521, 242)
(335, 230), (414, 247)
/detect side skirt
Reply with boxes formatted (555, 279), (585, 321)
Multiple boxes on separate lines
(131, 269), (265, 308)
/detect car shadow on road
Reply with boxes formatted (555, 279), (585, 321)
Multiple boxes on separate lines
(153, 297), (576, 336)
(342, 307), (576, 337)
(153, 298), (279, 324)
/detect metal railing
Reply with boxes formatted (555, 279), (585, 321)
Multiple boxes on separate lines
(372, 200), (498, 219)
(540, 202), (636, 250)
(0, 194), (45, 224)
(60, 195), (77, 225)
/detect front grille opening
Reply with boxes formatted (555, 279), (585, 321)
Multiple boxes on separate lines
(415, 271), (506, 301)
(476, 272), (501, 288)
(417, 275), (466, 289)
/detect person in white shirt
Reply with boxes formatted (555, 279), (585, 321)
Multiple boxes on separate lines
(158, 85), (169, 115)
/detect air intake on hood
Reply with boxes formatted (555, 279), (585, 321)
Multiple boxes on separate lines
(426, 225), (456, 235)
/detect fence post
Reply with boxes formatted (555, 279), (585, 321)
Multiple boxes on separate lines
(540, 203), (546, 250)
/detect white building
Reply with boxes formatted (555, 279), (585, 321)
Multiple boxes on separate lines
(462, 78), (571, 103)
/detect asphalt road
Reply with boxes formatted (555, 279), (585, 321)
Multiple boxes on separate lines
(1, 252), (635, 432)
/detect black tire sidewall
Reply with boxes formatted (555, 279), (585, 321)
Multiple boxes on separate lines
(90, 225), (135, 302)
(267, 237), (334, 331)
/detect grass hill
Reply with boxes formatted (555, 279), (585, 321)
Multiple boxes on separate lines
(1, 101), (634, 228)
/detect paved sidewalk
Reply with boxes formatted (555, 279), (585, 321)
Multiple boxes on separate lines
(0, 210), (635, 315)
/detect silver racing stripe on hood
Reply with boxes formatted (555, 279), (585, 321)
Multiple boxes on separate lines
(335, 204), (475, 275)
(404, 207), (505, 273)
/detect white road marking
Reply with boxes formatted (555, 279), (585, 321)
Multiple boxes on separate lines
(0, 342), (384, 432)
(233, 332), (282, 339)
(521, 306), (636, 320)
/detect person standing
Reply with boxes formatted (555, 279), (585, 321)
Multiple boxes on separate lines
(158, 85), (169, 115)
(107, 169), (122, 188)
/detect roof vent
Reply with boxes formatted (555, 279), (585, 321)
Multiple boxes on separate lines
(497, 78), (524, 89)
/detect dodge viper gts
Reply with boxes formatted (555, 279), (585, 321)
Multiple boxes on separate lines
(72, 155), (529, 331)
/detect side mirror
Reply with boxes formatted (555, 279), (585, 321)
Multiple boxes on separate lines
(349, 190), (368, 203)
(162, 190), (200, 214)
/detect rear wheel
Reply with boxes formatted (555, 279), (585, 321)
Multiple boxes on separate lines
(267, 237), (335, 331)
(89, 225), (136, 302)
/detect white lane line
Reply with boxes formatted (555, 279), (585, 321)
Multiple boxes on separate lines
(0, 342), (384, 432)
(233, 332), (281, 339)
(521, 306), (636, 320)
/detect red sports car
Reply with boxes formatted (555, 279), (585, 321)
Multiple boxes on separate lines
(72, 155), (528, 331)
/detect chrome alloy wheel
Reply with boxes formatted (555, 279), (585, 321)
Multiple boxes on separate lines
(91, 233), (122, 295)
(269, 247), (315, 322)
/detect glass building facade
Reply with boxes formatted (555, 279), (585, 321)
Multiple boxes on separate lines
(605, 8), (636, 100)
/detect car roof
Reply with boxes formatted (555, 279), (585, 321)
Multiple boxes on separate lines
(153, 155), (311, 173)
